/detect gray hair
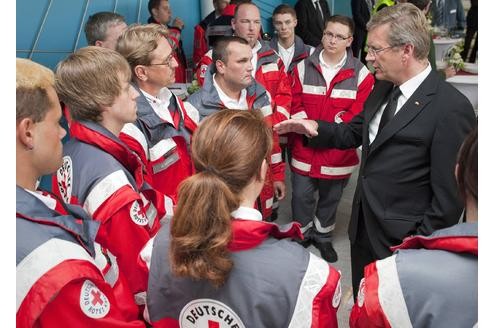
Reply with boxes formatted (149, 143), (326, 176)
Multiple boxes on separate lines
(367, 3), (430, 60)
(84, 12), (126, 45)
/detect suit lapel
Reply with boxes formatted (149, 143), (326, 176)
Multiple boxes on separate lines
(370, 71), (439, 153)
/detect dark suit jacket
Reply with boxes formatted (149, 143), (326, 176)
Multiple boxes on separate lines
(294, 0), (331, 47)
(351, 0), (371, 58)
(306, 70), (477, 258)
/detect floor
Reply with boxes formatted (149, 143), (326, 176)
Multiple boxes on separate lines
(274, 154), (360, 327)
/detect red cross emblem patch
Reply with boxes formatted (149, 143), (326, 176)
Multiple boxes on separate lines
(130, 200), (149, 226)
(79, 280), (111, 318)
(56, 156), (73, 203)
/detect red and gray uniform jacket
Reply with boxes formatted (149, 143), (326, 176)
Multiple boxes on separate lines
(192, 10), (217, 68)
(16, 186), (145, 327)
(290, 47), (374, 180)
(269, 35), (313, 74)
(141, 208), (342, 328)
(52, 120), (173, 308)
(195, 40), (292, 126)
(148, 18), (187, 83)
(269, 35), (313, 146)
(350, 222), (478, 328)
(185, 70), (285, 219)
(120, 86), (197, 202)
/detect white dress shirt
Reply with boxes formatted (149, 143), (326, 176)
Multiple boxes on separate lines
(141, 87), (177, 127)
(369, 64), (432, 144)
(278, 42), (295, 73)
(319, 51), (347, 89)
(213, 73), (248, 109)
(26, 189), (57, 210)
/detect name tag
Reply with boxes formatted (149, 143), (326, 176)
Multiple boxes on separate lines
(153, 152), (180, 174)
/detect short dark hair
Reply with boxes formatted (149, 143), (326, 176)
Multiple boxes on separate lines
(212, 36), (249, 72)
(457, 127), (478, 203)
(84, 12), (126, 45)
(148, 0), (163, 15)
(272, 4), (296, 18)
(324, 15), (355, 36)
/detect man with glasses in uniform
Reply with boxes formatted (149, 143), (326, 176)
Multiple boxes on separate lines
(288, 15), (374, 263)
(275, 3), (476, 300)
(116, 24), (198, 201)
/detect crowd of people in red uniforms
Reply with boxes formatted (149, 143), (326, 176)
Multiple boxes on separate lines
(16, 1), (477, 327)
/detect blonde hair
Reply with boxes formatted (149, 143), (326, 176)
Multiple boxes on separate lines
(16, 58), (55, 122)
(367, 3), (430, 60)
(55, 46), (131, 122)
(170, 110), (272, 288)
(116, 24), (169, 72)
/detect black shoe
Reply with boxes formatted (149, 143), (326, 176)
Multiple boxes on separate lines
(295, 237), (312, 248)
(315, 241), (338, 263)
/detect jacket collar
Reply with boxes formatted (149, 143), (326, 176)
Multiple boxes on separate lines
(228, 209), (303, 252)
(308, 46), (355, 72)
(202, 67), (269, 109)
(70, 120), (146, 188)
(16, 186), (99, 257)
(390, 222), (478, 255)
(270, 35), (311, 69)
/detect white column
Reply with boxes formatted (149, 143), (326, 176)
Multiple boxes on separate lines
(200, 0), (214, 20)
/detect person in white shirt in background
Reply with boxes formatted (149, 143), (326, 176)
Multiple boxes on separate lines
(270, 4), (314, 74)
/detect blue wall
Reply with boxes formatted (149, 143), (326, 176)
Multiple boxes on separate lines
(17, 0), (350, 70)
(17, 0), (200, 69)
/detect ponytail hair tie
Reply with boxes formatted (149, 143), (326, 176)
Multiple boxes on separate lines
(204, 166), (219, 176)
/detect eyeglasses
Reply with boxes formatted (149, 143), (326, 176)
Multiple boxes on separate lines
(147, 54), (174, 67)
(322, 32), (351, 42)
(367, 45), (397, 56)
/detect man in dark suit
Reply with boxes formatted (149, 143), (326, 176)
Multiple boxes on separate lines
(294, 0), (331, 47)
(275, 3), (476, 299)
(351, 0), (373, 63)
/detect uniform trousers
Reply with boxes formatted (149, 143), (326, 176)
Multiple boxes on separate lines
(291, 172), (348, 244)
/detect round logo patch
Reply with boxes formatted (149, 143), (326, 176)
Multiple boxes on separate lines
(79, 280), (110, 318)
(130, 200), (149, 226)
(357, 278), (366, 307)
(179, 299), (246, 328)
(332, 276), (342, 308)
(334, 111), (346, 124)
(56, 156), (73, 203)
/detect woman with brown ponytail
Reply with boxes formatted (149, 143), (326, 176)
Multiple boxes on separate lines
(140, 110), (342, 327)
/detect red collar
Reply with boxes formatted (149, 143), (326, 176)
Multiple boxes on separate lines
(70, 121), (146, 188)
(390, 233), (478, 255)
(228, 219), (303, 252)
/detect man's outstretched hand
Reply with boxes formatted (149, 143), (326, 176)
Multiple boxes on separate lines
(274, 119), (319, 138)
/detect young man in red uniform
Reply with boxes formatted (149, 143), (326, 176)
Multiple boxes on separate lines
(52, 47), (173, 315)
(289, 16), (374, 262)
(16, 58), (145, 327)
